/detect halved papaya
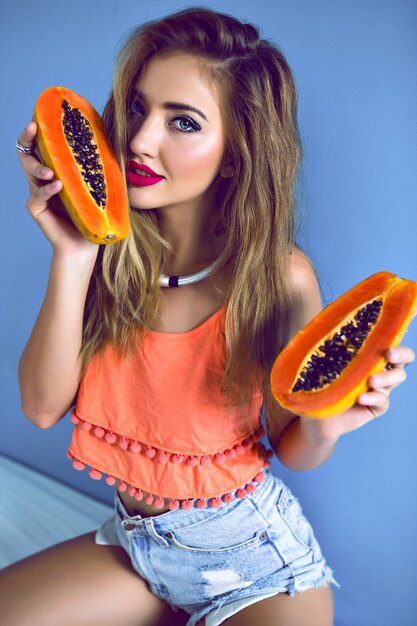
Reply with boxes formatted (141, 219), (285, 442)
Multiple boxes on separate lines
(34, 86), (129, 244)
(270, 272), (417, 418)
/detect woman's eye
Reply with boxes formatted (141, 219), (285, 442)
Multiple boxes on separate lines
(129, 99), (145, 116)
(170, 116), (201, 133)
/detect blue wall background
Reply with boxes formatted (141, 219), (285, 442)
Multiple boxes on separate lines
(1, 1), (416, 624)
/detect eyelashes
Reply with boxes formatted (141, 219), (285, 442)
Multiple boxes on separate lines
(172, 117), (201, 133)
(128, 99), (201, 133)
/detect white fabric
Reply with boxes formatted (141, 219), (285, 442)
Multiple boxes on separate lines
(205, 590), (280, 626)
(0, 453), (113, 568)
(95, 511), (120, 546)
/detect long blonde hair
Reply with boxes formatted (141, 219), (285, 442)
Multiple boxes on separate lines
(80, 7), (302, 404)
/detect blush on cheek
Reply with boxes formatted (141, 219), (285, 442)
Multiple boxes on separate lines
(178, 140), (225, 182)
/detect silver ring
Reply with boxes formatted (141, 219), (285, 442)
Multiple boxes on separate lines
(16, 140), (35, 155)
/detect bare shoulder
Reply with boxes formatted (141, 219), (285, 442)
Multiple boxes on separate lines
(290, 245), (316, 282)
(263, 247), (323, 448)
(288, 246), (322, 339)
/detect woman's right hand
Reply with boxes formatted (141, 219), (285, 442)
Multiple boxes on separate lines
(17, 121), (99, 261)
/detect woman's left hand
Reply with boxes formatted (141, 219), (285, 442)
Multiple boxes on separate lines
(300, 345), (415, 444)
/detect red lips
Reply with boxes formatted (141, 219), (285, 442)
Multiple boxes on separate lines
(127, 160), (164, 187)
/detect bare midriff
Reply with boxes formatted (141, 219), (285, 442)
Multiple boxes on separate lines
(116, 481), (172, 517)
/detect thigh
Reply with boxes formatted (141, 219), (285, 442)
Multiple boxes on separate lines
(0, 531), (188, 626)
(222, 585), (333, 626)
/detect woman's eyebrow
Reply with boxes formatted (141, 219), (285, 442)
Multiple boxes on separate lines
(164, 102), (208, 122)
(133, 89), (208, 122)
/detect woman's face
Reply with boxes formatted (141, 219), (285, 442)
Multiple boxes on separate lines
(126, 52), (230, 215)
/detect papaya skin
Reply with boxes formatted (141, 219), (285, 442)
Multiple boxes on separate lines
(34, 86), (129, 245)
(270, 272), (417, 419)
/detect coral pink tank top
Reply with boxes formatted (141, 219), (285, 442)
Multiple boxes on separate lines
(68, 304), (271, 510)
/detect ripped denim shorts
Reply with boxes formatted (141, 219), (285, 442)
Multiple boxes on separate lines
(95, 469), (338, 626)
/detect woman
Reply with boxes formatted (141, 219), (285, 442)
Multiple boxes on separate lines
(2, 7), (413, 625)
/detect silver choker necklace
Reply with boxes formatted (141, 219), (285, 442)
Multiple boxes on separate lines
(159, 258), (222, 288)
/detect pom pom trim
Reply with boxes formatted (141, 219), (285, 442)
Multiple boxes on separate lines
(67, 449), (270, 511)
(70, 409), (266, 468)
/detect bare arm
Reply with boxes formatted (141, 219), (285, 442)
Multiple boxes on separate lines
(19, 253), (96, 428)
(17, 122), (99, 429)
(263, 248), (336, 471)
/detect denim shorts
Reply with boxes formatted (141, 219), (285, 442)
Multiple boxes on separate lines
(95, 470), (338, 626)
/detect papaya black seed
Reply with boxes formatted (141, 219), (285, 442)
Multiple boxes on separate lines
(292, 299), (383, 392)
(62, 99), (107, 210)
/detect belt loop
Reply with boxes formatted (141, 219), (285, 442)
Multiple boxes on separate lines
(144, 519), (170, 546)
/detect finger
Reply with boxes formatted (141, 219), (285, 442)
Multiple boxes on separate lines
(385, 346), (415, 367)
(25, 160), (55, 183)
(17, 124), (55, 182)
(18, 121), (37, 147)
(17, 122), (43, 167)
(27, 180), (63, 215)
(368, 367), (407, 391)
(357, 390), (390, 412)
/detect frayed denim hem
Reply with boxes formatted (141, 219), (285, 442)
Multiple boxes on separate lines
(187, 566), (340, 626)
(288, 563), (340, 598)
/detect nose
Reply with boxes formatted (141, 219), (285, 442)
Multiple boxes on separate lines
(129, 114), (162, 159)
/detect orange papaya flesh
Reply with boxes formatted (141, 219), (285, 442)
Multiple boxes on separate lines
(270, 272), (417, 418)
(34, 86), (129, 244)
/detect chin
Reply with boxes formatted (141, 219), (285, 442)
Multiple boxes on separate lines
(128, 195), (151, 212)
